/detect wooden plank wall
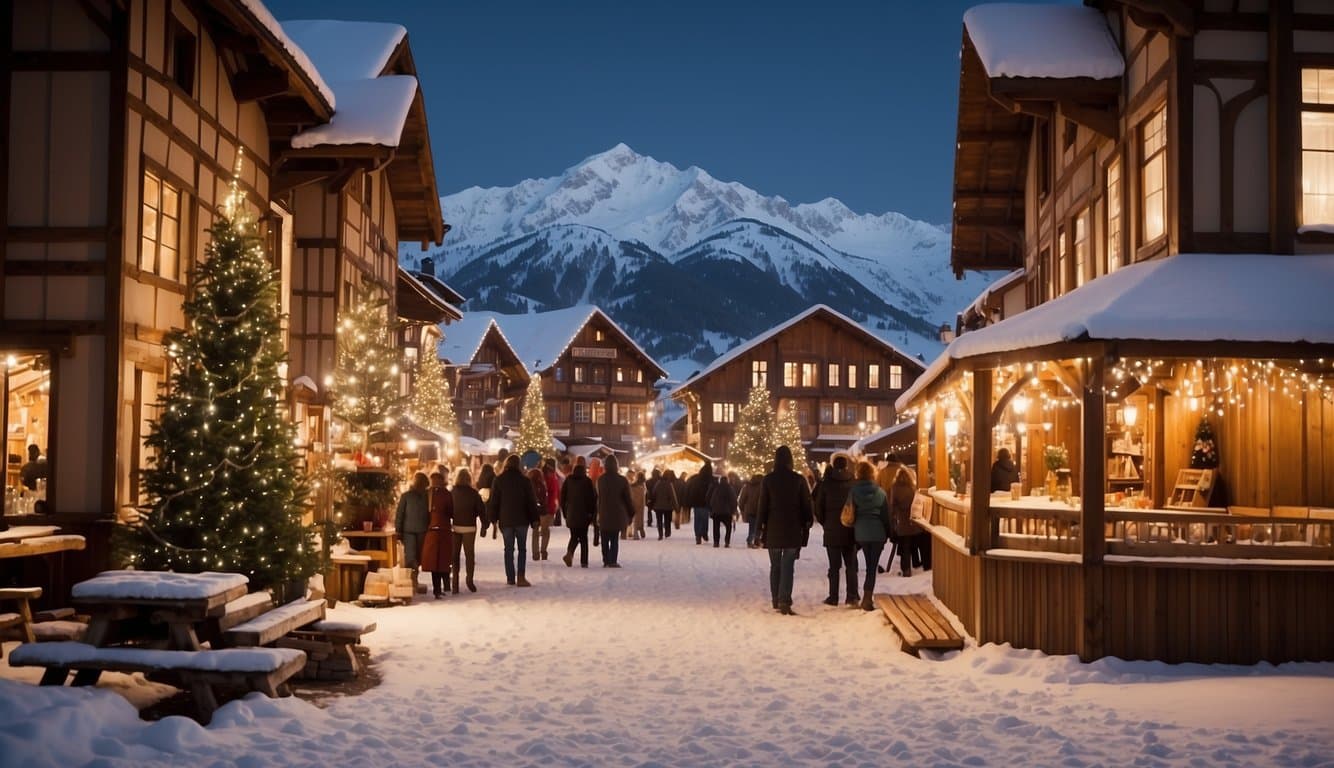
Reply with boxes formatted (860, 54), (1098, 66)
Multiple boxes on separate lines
(930, 537), (978, 638)
(1100, 563), (1334, 664)
(980, 557), (1082, 656)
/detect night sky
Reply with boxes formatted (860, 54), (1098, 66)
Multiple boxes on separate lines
(265, 0), (1075, 224)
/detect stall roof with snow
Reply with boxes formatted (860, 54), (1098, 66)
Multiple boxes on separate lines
(898, 252), (1334, 410)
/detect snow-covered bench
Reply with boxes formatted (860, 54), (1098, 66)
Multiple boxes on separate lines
(8, 642), (306, 723)
(874, 593), (964, 656)
(221, 598), (325, 647)
(284, 619), (377, 680)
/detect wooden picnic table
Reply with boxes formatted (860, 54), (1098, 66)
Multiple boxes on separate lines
(0, 525), (60, 543)
(70, 571), (249, 651)
(341, 529), (399, 569)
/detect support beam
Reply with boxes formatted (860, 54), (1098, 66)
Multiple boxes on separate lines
(969, 368), (993, 555)
(1122, 0), (1194, 36)
(1059, 101), (1118, 140)
(233, 68), (289, 102)
(1078, 357), (1106, 664)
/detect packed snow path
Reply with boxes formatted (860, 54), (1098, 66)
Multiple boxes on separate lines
(3, 527), (1334, 767)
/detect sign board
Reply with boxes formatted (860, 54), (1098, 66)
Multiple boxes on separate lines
(572, 346), (617, 359)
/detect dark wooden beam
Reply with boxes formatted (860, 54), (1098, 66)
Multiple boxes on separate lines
(9, 50), (112, 71)
(990, 76), (1120, 106)
(969, 368), (994, 555)
(955, 189), (1024, 202)
(6, 226), (108, 242)
(1122, 0), (1194, 36)
(3, 260), (107, 276)
(233, 68), (289, 102)
(957, 129), (1028, 144)
(1060, 101), (1118, 140)
(1271, 0), (1297, 255)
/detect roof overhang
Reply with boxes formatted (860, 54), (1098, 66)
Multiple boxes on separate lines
(397, 266), (462, 324)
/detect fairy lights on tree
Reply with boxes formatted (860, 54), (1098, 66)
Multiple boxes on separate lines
(729, 385), (776, 478)
(329, 284), (405, 454)
(514, 374), (556, 457)
(412, 343), (460, 453)
(124, 152), (317, 591)
(772, 398), (807, 472)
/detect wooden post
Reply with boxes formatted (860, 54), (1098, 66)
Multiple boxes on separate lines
(916, 418), (929, 486)
(933, 406), (948, 493)
(1150, 387), (1166, 507)
(969, 369), (993, 555)
(1080, 356), (1106, 662)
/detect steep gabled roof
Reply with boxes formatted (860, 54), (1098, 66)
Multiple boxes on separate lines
(396, 267), (462, 324)
(670, 304), (926, 399)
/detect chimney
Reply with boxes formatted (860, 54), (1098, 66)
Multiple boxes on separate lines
(420, 256), (435, 277)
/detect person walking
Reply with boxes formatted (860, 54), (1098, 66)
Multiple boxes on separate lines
(756, 446), (813, 615)
(812, 455), (857, 606)
(673, 471), (688, 531)
(887, 467), (922, 577)
(487, 454), (540, 586)
(595, 455), (634, 568)
(560, 462), (596, 567)
(628, 471), (648, 540)
(450, 468), (485, 593)
(394, 472), (431, 590)
(684, 462), (716, 545)
(529, 465), (553, 561)
(421, 472), (455, 598)
(709, 471), (738, 548)
(477, 462), (498, 540)
(650, 469), (678, 540)
(738, 473), (762, 548)
(848, 461), (892, 610)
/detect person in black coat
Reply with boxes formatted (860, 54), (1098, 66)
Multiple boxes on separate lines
(812, 455), (857, 606)
(684, 462), (717, 545)
(990, 448), (1021, 493)
(487, 454), (540, 586)
(595, 455), (635, 568)
(560, 463), (597, 568)
(708, 473), (738, 548)
(756, 445), (814, 615)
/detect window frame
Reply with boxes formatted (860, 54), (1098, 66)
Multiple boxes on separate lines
(573, 402), (590, 423)
(827, 363), (839, 388)
(139, 165), (185, 283)
(1139, 104), (1168, 248)
(751, 360), (768, 388)
(1299, 66), (1334, 228)
(867, 364), (880, 389)
(888, 364), (903, 390)
(1105, 156), (1123, 274)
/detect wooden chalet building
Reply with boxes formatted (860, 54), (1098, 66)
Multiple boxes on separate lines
(900, 1), (1334, 664)
(1, 1), (446, 596)
(437, 312), (530, 443)
(462, 307), (666, 455)
(671, 305), (925, 465)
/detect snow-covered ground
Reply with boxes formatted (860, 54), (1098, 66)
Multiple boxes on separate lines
(4, 527), (1334, 767)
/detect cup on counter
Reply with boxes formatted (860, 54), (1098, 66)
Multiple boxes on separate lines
(1010, 482), (1022, 500)
(362, 521), (373, 532)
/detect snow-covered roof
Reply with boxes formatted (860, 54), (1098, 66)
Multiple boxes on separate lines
(963, 268), (1025, 321)
(963, 4), (1123, 80)
(290, 76), (417, 148)
(897, 253), (1334, 410)
(238, 1), (336, 108)
(281, 20), (417, 148)
(635, 443), (718, 466)
(446, 306), (665, 378)
(849, 420), (917, 456)
(279, 20), (406, 82)
(671, 304), (924, 398)
(439, 315), (507, 366)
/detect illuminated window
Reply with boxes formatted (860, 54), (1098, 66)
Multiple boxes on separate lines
(889, 364), (903, 389)
(615, 367), (625, 383)
(867, 364), (880, 389)
(573, 402), (590, 423)
(141, 169), (181, 280)
(1056, 226), (1067, 296)
(751, 361), (767, 387)
(1106, 158), (1122, 273)
(1141, 106), (1167, 244)
(636, 370), (644, 383)
(783, 362), (798, 387)
(1074, 208), (1089, 288)
(592, 401), (606, 424)
(827, 363), (840, 387)
(573, 365), (586, 384)
(712, 402), (736, 423)
(801, 363), (817, 387)
(4, 352), (54, 502)
(1301, 68), (1334, 226)
(865, 405), (880, 424)
(846, 365), (857, 389)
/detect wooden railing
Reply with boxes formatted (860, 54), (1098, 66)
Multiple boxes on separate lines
(924, 490), (1334, 561)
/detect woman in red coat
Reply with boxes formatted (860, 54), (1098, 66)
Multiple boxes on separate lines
(421, 471), (454, 598)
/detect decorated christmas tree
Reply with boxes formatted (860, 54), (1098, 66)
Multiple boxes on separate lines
(514, 375), (556, 457)
(772, 398), (807, 472)
(729, 385), (776, 478)
(411, 344), (460, 451)
(1190, 418), (1219, 468)
(330, 284), (406, 453)
(125, 176), (317, 592)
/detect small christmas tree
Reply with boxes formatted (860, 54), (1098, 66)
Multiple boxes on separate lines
(411, 344), (460, 450)
(1190, 418), (1219, 468)
(330, 284), (406, 453)
(772, 399), (807, 472)
(126, 176), (317, 591)
(514, 375), (556, 457)
(729, 385), (776, 478)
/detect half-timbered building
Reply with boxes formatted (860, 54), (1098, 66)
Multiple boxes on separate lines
(437, 314), (530, 443)
(902, 0), (1334, 664)
(671, 305), (925, 465)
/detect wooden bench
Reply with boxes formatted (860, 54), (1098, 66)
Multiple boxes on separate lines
(8, 642), (306, 724)
(874, 593), (964, 656)
(221, 598), (325, 648)
(0, 587), (41, 650)
(283, 619), (377, 681)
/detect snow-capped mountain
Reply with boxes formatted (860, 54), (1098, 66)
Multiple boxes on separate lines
(412, 144), (998, 367)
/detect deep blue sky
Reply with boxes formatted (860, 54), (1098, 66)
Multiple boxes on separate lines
(266, 0), (1070, 225)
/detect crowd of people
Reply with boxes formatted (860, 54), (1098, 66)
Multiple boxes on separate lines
(388, 447), (929, 614)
